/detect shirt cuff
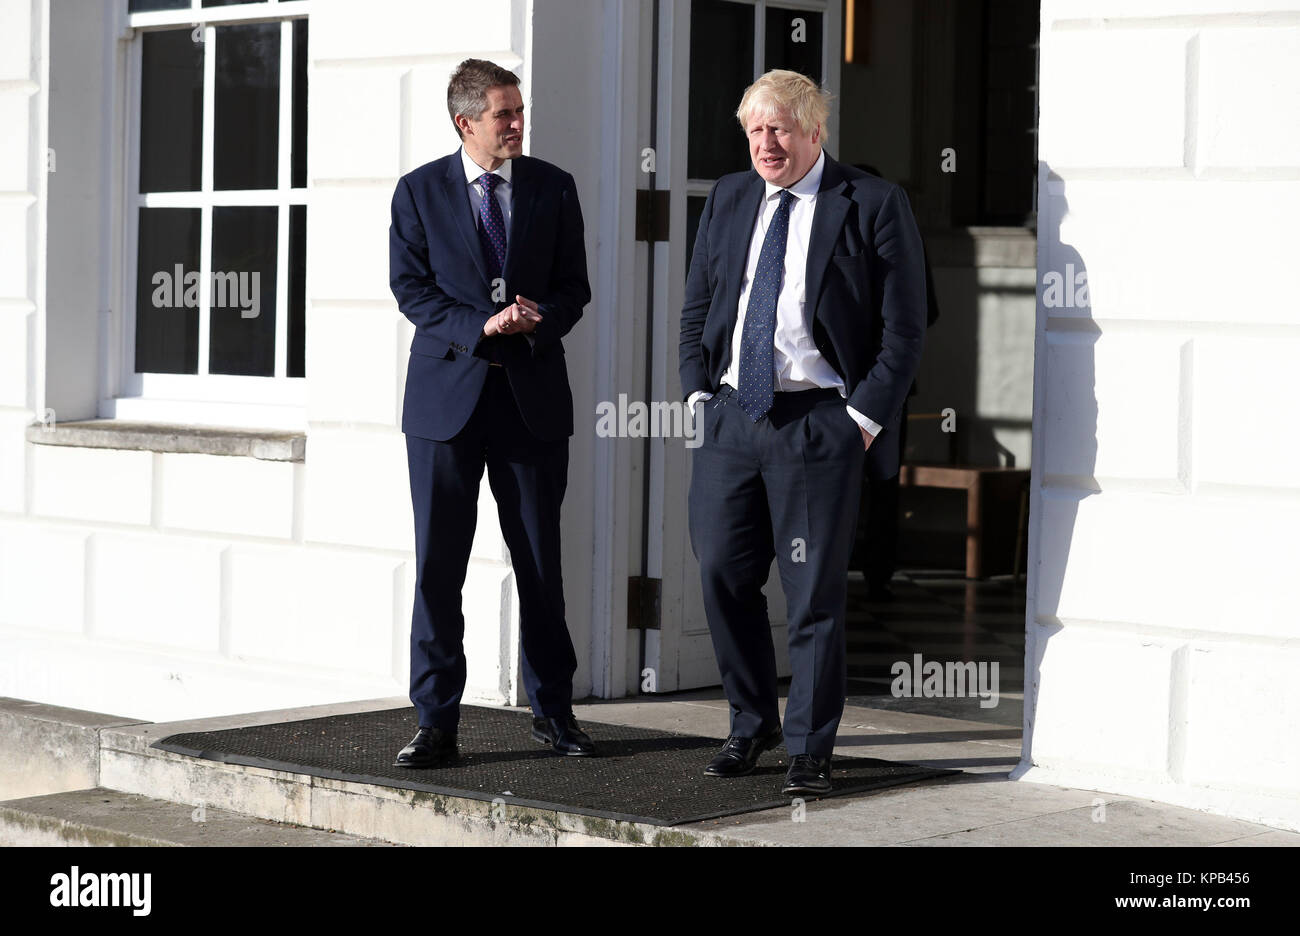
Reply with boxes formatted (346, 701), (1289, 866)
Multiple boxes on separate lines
(687, 390), (714, 412)
(846, 405), (882, 437)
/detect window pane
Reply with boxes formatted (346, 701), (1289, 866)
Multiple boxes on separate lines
(135, 207), (200, 374)
(209, 206), (278, 376)
(288, 204), (306, 378)
(139, 29), (203, 193)
(291, 19), (308, 188)
(764, 7), (823, 83)
(688, 0), (753, 179)
(981, 0), (1038, 223)
(202, 0), (261, 6)
(129, 0), (190, 12)
(214, 22), (280, 191)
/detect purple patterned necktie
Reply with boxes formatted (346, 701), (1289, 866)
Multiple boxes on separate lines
(476, 171), (507, 281)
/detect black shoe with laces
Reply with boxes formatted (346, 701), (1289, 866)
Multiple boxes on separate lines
(394, 727), (457, 768)
(531, 714), (599, 756)
(703, 725), (784, 777)
(782, 753), (832, 795)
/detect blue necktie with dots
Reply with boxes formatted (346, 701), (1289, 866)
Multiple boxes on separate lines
(476, 172), (507, 282)
(738, 189), (796, 421)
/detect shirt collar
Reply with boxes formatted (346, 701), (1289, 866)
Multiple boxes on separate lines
(763, 148), (824, 204)
(461, 145), (512, 186)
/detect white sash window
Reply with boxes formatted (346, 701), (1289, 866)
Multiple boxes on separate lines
(115, 0), (311, 429)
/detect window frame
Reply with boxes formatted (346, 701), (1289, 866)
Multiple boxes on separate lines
(684, 0), (832, 260)
(113, 0), (311, 430)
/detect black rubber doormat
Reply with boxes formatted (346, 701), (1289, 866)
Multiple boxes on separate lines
(153, 705), (957, 826)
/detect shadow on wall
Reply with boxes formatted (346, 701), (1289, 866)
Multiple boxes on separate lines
(1023, 162), (1099, 762)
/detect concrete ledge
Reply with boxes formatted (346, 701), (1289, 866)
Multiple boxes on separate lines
(96, 699), (762, 847)
(7, 694), (1295, 846)
(0, 787), (395, 846)
(0, 697), (148, 801)
(98, 734), (751, 847)
(26, 420), (306, 462)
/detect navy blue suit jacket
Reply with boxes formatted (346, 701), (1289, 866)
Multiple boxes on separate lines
(678, 152), (927, 479)
(390, 150), (590, 442)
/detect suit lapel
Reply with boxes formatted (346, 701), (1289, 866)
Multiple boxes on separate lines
(805, 152), (850, 327)
(502, 156), (534, 287)
(441, 151), (490, 286)
(724, 173), (765, 341)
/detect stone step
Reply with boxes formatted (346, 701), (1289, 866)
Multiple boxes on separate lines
(0, 787), (397, 847)
(97, 701), (753, 847)
(0, 697), (146, 802)
(0, 696), (750, 846)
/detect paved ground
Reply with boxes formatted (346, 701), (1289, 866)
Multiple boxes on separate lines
(553, 572), (1300, 846)
(9, 571), (1294, 846)
(565, 688), (1298, 845)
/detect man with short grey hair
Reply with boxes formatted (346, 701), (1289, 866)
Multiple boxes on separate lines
(389, 58), (595, 767)
(679, 69), (927, 794)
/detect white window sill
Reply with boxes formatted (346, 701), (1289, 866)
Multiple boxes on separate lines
(26, 419), (305, 462)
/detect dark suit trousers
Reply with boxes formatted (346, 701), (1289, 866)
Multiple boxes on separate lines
(405, 367), (576, 731)
(688, 384), (866, 758)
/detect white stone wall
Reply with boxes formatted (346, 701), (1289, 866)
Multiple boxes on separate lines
(0, 0), (42, 519)
(1018, 0), (1300, 831)
(304, 0), (532, 712)
(0, 0), (556, 721)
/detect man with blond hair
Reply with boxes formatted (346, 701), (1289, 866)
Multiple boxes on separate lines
(679, 69), (927, 794)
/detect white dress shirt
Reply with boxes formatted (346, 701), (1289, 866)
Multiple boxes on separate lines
(690, 149), (882, 437)
(461, 145), (513, 232)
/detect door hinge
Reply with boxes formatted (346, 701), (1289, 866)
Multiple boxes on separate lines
(627, 576), (662, 630)
(635, 189), (670, 242)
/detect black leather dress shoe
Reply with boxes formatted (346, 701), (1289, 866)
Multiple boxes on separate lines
(704, 725), (784, 777)
(531, 715), (598, 756)
(394, 727), (457, 768)
(782, 753), (833, 795)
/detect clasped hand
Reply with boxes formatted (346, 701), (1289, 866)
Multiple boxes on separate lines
(483, 295), (542, 337)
